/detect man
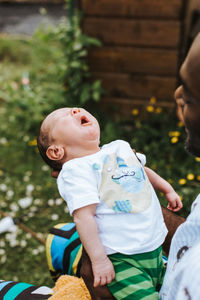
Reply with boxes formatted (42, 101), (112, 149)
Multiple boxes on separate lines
(159, 32), (200, 299)
(80, 32), (200, 299)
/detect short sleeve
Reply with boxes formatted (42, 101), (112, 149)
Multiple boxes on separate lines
(136, 152), (146, 166)
(57, 160), (100, 215)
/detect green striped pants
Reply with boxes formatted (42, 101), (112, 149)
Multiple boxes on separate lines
(108, 246), (165, 300)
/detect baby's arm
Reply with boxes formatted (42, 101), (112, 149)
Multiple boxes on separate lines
(144, 167), (182, 212)
(73, 204), (115, 287)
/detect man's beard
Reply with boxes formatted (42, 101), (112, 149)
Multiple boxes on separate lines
(185, 131), (200, 157)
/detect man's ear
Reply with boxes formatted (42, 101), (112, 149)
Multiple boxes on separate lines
(46, 145), (65, 161)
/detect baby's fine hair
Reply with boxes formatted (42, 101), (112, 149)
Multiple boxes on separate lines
(37, 127), (62, 171)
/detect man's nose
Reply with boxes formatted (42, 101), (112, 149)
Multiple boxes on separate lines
(71, 107), (80, 115)
(174, 86), (184, 107)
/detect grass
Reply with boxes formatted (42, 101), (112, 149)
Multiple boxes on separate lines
(0, 32), (200, 288)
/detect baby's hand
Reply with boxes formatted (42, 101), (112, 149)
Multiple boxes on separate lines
(165, 191), (183, 212)
(92, 256), (115, 287)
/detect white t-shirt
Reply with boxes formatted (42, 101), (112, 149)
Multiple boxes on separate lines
(57, 140), (167, 255)
(159, 194), (200, 299)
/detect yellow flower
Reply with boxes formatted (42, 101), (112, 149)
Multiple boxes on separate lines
(46, 182), (51, 187)
(149, 96), (156, 104)
(168, 131), (181, 137)
(28, 139), (37, 146)
(178, 121), (184, 127)
(155, 107), (162, 114)
(171, 136), (178, 144)
(195, 157), (200, 162)
(187, 173), (195, 180)
(179, 178), (186, 185)
(197, 175), (200, 181)
(132, 109), (139, 116)
(0, 170), (3, 176)
(179, 195), (183, 201)
(146, 105), (154, 113)
(135, 121), (141, 128)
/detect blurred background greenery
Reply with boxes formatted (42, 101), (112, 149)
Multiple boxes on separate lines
(0, 5), (200, 287)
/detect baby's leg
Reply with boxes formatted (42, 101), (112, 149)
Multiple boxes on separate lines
(108, 247), (165, 300)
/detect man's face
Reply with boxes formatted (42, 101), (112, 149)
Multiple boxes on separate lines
(175, 33), (200, 157)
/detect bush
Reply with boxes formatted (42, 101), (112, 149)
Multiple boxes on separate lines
(0, 5), (199, 287)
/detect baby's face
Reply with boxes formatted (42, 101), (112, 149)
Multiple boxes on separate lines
(44, 107), (100, 156)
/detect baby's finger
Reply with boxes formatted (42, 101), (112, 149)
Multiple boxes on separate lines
(167, 204), (173, 211)
(93, 275), (101, 287)
(169, 199), (177, 208)
(177, 199), (183, 208)
(100, 276), (107, 286)
(106, 274), (114, 284)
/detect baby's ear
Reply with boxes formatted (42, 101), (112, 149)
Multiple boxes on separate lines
(46, 145), (65, 161)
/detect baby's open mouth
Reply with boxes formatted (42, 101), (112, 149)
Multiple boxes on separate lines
(81, 116), (90, 125)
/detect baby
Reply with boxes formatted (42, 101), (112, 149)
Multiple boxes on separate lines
(37, 107), (182, 299)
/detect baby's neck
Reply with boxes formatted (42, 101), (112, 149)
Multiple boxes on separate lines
(65, 145), (101, 162)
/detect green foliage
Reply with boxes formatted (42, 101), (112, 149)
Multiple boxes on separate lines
(121, 106), (200, 217)
(0, 4), (200, 289)
(0, 8), (104, 287)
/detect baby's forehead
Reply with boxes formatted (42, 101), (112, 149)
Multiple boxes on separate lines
(42, 108), (70, 130)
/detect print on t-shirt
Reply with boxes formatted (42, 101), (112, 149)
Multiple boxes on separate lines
(99, 153), (152, 213)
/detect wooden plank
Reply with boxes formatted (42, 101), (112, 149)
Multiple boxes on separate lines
(83, 18), (181, 48)
(99, 97), (175, 118)
(81, 0), (183, 19)
(93, 72), (177, 100)
(88, 47), (178, 76)
(0, 0), (64, 2)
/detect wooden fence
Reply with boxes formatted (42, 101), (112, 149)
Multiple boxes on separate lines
(80, 0), (189, 116)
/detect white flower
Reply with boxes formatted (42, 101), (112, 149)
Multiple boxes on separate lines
(51, 214), (59, 221)
(23, 175), (30, 182)
(64, 206), (69, 213)
(27, 212), (34, 218)
(18, 197), (32, 208)
(42, 165), (49, 171)
(55, 198), (63, 205)
(37, 233), (44, 239)
(30, 206), (37, 212)
(0, 249), (5, 255)
(1, 255), (6, 264)
(10, 212), (15, 218)
(0, 240), (5, 247)
(34, 199), (41, 205)
(1, 201), (7, 208)
(26, 184), (34, 193)
(25, 171), (32, 177)
(38, 245), (45, 253)
(0, 217), (15, 234)
(0, 138), (7, 145)
(26, 233), (32, 239)
(23, 136), (29, 142)
(0, 184), (7, 191)
(9, 239), (19, 247)
(20, 240), (27, 248)
(7, 190), (14, 199)
(13, 276), (18, 282)
(32, 249), (39, 255)
(10, 203), (19, 212)
(48, 199), (54, 206)
(73, 42), (82, 51)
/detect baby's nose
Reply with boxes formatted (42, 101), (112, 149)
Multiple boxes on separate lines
(71, 107), (80, 115)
